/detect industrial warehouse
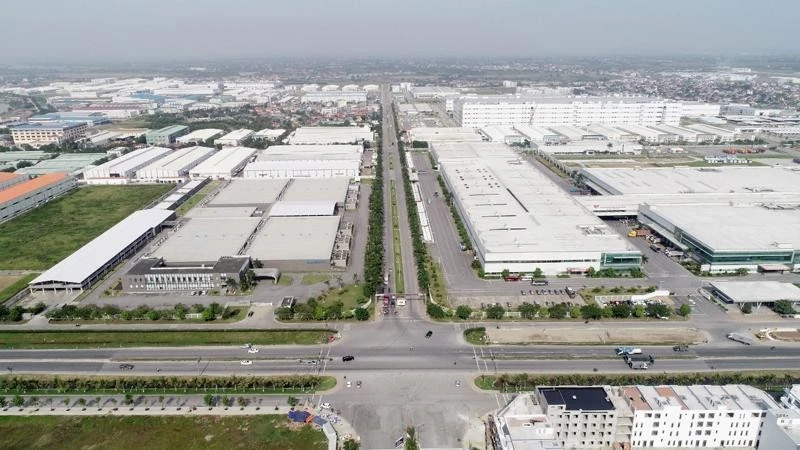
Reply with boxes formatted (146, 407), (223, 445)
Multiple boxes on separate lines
(84, 146), (172, 184)
(432, 142), (641, 275)
(188, 146), (256, 179)
(0, 172), (77, 223)
(242, 144), (363, 179)
(286, 125), (373, 144)
(135, 146), (216, 182)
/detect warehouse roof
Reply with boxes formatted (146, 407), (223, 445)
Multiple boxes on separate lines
(11, 121), (85, 131)
(15, 153), (105, 175)
(136, 146), (215, 173)
(85, 146), (171, 178)
(176, 128), (223, 142)
(185, 206), (257, 218)
(243, 159), (359, 174)
(0, 173), (24, 183)
(259, 144), (362, 158)
(148, 125), (188, 135)
(189, 146), (256, 175)
(287, 126), (372, 144)
(409, 127), (484, 143)
(281, 178), (350, 203)
(254, 128), (285, 139)
(30, 208), (174, 286)
(708, 281), (800, 304)
(269, 201), (336, 217)
(153, 217), (261, 263)
(216, 128), (254, 141)
(437, 142), (637, 256)
(249, 216), (340, 261)
(209, 179), (288, 206)
(0, 172), (70, 205)
(641, 204), (800, 252)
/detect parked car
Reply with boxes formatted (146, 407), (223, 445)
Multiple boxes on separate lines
(673, 345), (689, 352)
(356, 380), (362, 388)
(320, 402), (332, 409)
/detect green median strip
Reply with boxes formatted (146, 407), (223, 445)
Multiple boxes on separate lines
(390, 181), (405, 294)
(0, 330), (334, 349)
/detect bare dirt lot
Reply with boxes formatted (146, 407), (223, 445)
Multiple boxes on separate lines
(486, 326), (707, 345)
(0, 275), (23, 291)
(770, 330), (800, 342)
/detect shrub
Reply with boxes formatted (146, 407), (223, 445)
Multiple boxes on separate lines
(354, 307), (370, 321)
(486, 305), (505, 320)
(455, 305), (472, 320)
(426, 303), (446, 319)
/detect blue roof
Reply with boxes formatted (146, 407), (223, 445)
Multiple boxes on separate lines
(12, 121), (85, 131)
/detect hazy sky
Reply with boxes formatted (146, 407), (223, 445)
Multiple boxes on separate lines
(3, 0), (800, 62)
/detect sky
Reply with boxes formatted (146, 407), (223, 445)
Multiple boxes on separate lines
(2, 0), (800, 63)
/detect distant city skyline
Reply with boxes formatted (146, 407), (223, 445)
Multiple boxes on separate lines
(2, 0), (800, 63)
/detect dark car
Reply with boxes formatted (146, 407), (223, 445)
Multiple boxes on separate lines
(342, 355), (355, 362)
(425, 330), (433, 338)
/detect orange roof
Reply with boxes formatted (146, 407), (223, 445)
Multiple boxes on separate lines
(0, 172), (23, 182)
(0, 172), (70, 205)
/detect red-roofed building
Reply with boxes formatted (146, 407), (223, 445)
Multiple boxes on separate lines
(0, 172), (76, 223)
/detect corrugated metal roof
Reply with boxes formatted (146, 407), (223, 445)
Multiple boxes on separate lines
(268, 201), (336, 217)
(0, 172), (69, 205)
(30, 208), (174, 285)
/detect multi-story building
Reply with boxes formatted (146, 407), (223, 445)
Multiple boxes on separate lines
(123, 257), (251, 293)
(10, 122), (88, 146)
(145, 125), (189, 146)
(453, 96), (716, 128)
(537, 386), (629, 449)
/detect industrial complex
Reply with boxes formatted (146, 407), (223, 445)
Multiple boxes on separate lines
(432, 142), (641, 275)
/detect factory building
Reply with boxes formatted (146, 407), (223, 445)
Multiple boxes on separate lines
(301, 91), (367, 103)
(433, 142), (641, 275)
(135, 146), (215, 182)
(248, 216), (342, 272)
(0, 172), (76, 223)
(145, 125), (189, 146)
(242, 159), (359, 179)
(84, 146), (172, 184)
(10, 122), (88, 146)
(188, 146), (256, 180)
(175, 128), (224, 145)
(214, 128), (254, 147)
(123, 256), (251, 293)
(29, 208), (174, 292)
(286, 126), (373, 145)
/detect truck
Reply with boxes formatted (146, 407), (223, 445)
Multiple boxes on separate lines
(628, 229), (651, 238)
(503, 274), (521, 282)
(615, 346), (642, 356)
(624, 354), (655, 364)
(727, 332), (753, 346)
(565, 286), (576, 299)
(664, 249), (684, 258)
(629, 361), (649, 370)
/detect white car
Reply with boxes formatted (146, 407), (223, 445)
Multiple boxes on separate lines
(240, 360), (253, 366)
(240, 344), (252, 349)
(320, 402), (332, 409)
(248, 348), (259, 353)
(346, 380), (352, 388)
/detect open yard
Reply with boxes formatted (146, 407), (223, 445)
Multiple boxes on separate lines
(0, 415), (327, 450)
(0, 185), (172, 270)
(175, 180), (221, 216)
(317, 283), (365, 311)
(300, 273), (330, 285)
(484, 326), (707, 345)
(0, 329), (333, 349)
(0, 273), (39, 302)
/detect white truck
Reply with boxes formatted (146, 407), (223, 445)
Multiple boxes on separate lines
(727, 332), (753, 345)
(629, 361), (649, 370)
(616, 346), (642, 356)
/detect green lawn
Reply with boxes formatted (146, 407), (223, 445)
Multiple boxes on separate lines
(0, 185), (172, 270)
(390, 181), (405, 293)
(0, 330), (333, 349)
(317, 283), (364, 311)
(300, 273), (330, 285)
(0, 415), (327, 450)
(174, 180), (222, 216)
(276, 275), (294, 286)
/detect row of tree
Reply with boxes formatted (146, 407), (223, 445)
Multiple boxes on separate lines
(0, 375), (327, 393)
(0, 302), (46, 322)
(430, 301), (689, 321)
(436, 174), (472, 252)
(485, 371), (800, 392)
(396, 140), (430, 292)
(45, 303), (236, 322)
(275, 298), (370, 322)
(363, 118), (385, 300)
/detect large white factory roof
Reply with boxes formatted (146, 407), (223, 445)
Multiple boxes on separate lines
(479, 125), (523, 142)
(176, 128), (223, 144)
(582, 166), (800, 196)
(249, 216), (340, 261)
(436, 142), (637, 256)
(30, 209), (174, 286)
(243, 159), (360, 174)
(84, 146), (171, 179)
(708, 281), (800, 304)
(268, 201), (336, 217)
(686, 123), (735, 137)
(287, 126), (372, 144)
(408, 127), (484, 143)
(254, 128), (286, 139)
(642, 204), (800, 252)
(216, 128), (254, 142)
(153, 217), (261, 263)
(281, 178), (351, 203)
(513, 125), (562, 141)
(615, 123), (669, 139)
(189, 146), (256, 177)
(136, 146), (215, 179)
(209, 179), (288, 206)
(185, 206), (257, 218)
(259, 144), (362, 158)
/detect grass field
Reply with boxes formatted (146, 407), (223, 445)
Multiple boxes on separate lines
(0, 274), (38, 302)
(174, 180), (222, 217)
(276, 275), (293, 286)
(316, 283), (364, 311)
(0, 329), (333, 349)
(300, 273), (330, 285)
(0, 185), (172, 270)
(0, 415), (327, 450)
(390, 181), (405, 293)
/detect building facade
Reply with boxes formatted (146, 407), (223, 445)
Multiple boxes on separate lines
(0, 173), (76, 223)
(123, 257), (250, 293)
(146, 125), (189, 146)
(10, 122), (88, 146)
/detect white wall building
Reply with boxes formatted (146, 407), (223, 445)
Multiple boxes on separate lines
(135, 146), (216, 182)
(301, 91), (367, 104)
(287, 126), (372, 145)
(176, 129), (224, 145)
(242, 159), (359, 179)
(84, 146), (172, 184)
(214, 128), (254, 147)
(189, 146), (256, 180)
